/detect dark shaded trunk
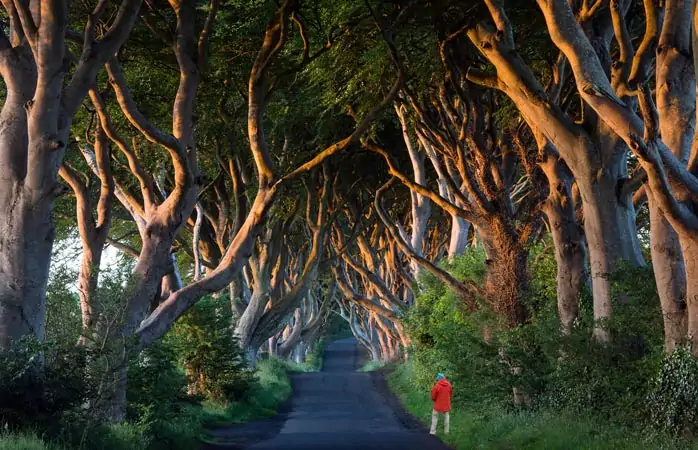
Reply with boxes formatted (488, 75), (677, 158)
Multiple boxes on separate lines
(540, 156), (588, 334)
(479, 220), (530, 326)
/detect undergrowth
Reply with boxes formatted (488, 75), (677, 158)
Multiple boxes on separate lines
(357, 360), (385, 372)
(283, 339), (327, 372)
(389, 245), (698, 449)
(388, 360), (698, 450)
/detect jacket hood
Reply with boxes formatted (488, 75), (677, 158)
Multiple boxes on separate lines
(437, 378), (450, 387)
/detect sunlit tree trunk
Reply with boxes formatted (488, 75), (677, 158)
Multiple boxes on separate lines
(650, 0), (693, 352)
(59, 123), (114, 344)
(466, 2), (644, 341)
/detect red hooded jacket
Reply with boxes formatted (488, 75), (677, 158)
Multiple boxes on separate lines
(431, 378), (452, 412)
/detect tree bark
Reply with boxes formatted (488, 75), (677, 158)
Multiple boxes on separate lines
(539, 152), (587, 334)
(278, 308), (303, 358)
(59, 123), (114, 343)
(478, 220), (530, 326)
(679, 236), (698, 355)
(649, 194), (687, 351)
(466, 3), (644, 341)
(448, 217), (470, 261)
(651, 0), (693, 352)
(395, 103), (431, 279)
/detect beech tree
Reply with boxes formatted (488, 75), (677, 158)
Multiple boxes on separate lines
(369, 84), (544, 327)
(50, 0), (407, 418)
(0, 0), (142, 350)
(460, 0), (698, 351)
(234, 164), (333, 362)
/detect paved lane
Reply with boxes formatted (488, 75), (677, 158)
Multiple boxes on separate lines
(246, 338), (449, 450)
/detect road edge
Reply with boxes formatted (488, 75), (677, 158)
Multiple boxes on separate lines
(370, 369), (427, 431)
(199, 372), (296, 449)
(370, 366), (455, 450)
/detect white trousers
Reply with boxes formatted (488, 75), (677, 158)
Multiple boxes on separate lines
(430, 409), (450, 435)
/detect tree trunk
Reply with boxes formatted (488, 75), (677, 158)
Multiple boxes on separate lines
(268, 335), (278, 357)
(652, 0), (693, 352)
(160, 253), (183, 300)
(577, 174), (643, 341)
(479, 221), (529, 326)
(677, 235), (698, 355)
(0, 120), (69, 351)
(0, 177), (57, 349)
(649, 194), (687, 352)
(278, 308), (303, 359)
(540, 155), (587, 334)
(235, 287), (270, 351)
(347, 309), (377, 360)
(395, 104), (431, 279)
(230, 275), (247, 319)
(448, 216), (470, 261)
(376, 327), (390, 362)
(246, 346), (259, 368)
(106, 232), (183, 421)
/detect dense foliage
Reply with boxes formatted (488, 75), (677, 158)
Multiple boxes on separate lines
(3, 0), (698, 448)
(0, 267), (302, 449)
(399, 247), (698, 445)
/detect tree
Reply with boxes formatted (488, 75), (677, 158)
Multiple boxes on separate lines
(0, 0), (142, 351)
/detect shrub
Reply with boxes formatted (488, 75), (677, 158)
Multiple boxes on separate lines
(304, 339), (326, 371)
(224, 357), (292, 423)
(358, 360), (384, 372)
(0, 338), (91, 431)
(406, 245), (666, 427)
(126, 341), (190, 422)
(284, 339), (327, 372)
(169, 296), (253, 404)
(647, 346), (698, 436)
(0, 432), (63, 450)
(533, 260), (663, 422)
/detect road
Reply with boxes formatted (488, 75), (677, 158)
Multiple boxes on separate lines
(205, 338), (450, 449)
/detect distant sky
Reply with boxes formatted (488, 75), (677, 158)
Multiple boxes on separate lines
(50, 235), (126, 292)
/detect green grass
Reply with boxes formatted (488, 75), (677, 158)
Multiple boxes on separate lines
(203, 357), (293, 426)
(2, 354), (299, 450)
(387, 361), (698, 450)
(281, 339), (327, 373)
(0, 409), (200, 450)
(0, 433), (63, 450)
(357, 360), (385, 372)
(283, 360), (318, 372)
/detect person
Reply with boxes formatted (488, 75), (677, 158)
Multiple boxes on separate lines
(430, 373), (452, 435)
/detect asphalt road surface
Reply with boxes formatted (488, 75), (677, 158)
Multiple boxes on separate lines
(205, 338), (451, 450)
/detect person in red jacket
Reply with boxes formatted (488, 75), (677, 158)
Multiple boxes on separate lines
(430, 373), (452, 435)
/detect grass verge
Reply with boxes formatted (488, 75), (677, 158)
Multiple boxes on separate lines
(203, 357), (293, 427)
(2, 357), (295, 449)
(0, 432), (63, 450)
(226, 357), (292, 422)
(1, 356), (296, 449)
(387, 360), (698, 450)
(282, 339), (327, 373)
(0, 406), (201, 450)
(357, 360), (385, 372)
